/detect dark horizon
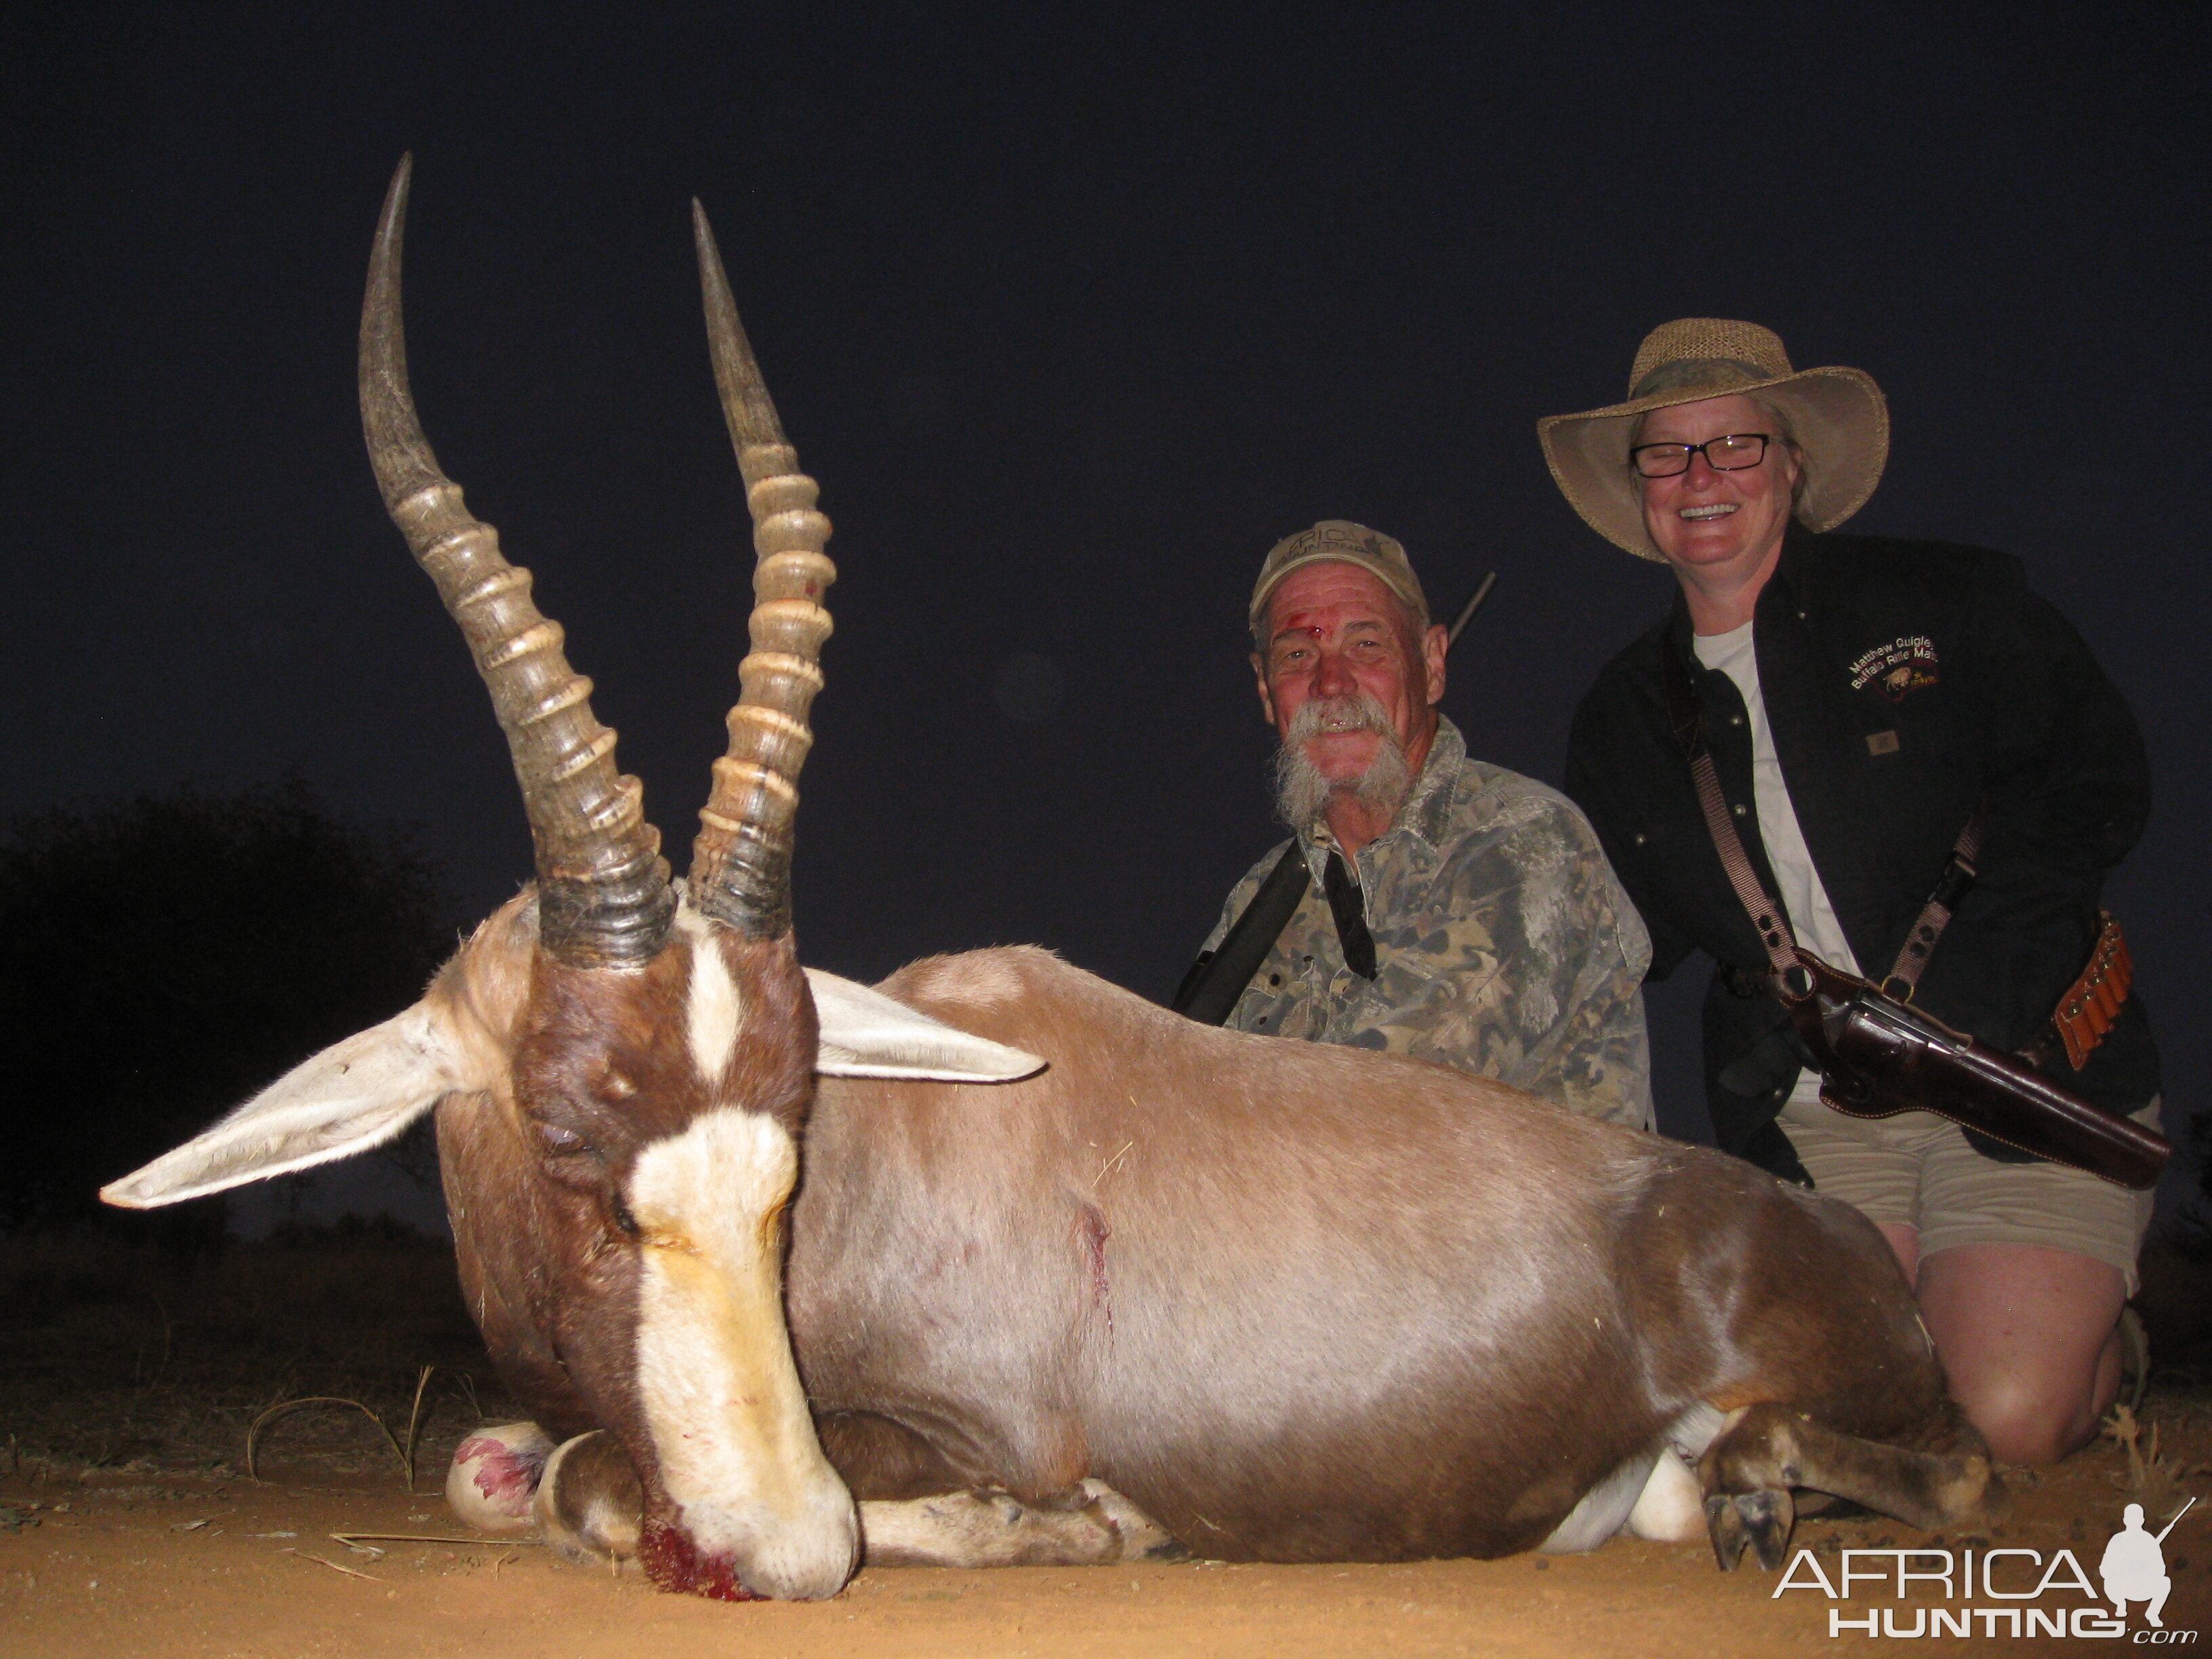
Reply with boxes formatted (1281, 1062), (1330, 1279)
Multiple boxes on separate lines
(8, 2), (2205, 1227)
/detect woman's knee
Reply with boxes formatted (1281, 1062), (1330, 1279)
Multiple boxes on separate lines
(1917, 1243), (2125, 1462)
(1948, 1361), (2107, 1465)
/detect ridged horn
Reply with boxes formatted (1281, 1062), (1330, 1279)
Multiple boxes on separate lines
(687, 201), (835, 941)
(360, 155), (675, 966)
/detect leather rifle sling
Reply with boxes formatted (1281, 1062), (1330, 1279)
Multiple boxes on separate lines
(1657, 644), (1801, 983)
(1656, 642), (2168, 1187)
(1881, 817), (1984, 1000)
(1656, 643), (1980, 995)
(1321, 851), (1379, 981)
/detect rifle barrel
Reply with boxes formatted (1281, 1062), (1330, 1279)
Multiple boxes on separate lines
(2155, 1494), (2196, 1543)
(1447, 572), (1498, 647)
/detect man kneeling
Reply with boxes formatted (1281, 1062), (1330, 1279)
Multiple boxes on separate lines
(1196, 520), (1653, 1128)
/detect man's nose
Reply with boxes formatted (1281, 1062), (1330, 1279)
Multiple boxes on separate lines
(1313, 644), (1358, 696)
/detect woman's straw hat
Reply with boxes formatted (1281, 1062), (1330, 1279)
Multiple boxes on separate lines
(1536, 319), (1889, 560)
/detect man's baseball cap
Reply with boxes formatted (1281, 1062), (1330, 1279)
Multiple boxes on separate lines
(1249, 520), (1429, 635)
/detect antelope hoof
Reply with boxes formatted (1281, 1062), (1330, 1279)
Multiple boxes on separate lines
(1738, 1487), (1794, 1570)
(1078, 1478), (1187, 1561)
(1704, 1488), (1793, 1572)
(1704, 1492), (1746, 1571)
(535, 1430), (645, 1568)
(446, 1422), (554, 1534)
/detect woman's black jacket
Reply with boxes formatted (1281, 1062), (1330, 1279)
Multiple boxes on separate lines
(1563, 527), (2158, 1181)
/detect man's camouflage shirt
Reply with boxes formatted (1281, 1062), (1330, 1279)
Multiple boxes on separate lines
(1204, 717), (1654, 1128)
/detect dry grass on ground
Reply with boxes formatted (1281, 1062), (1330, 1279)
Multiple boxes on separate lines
(0, 1223), (514, 1485)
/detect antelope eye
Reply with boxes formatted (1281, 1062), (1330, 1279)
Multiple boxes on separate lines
(537, 1121), (590, 1155)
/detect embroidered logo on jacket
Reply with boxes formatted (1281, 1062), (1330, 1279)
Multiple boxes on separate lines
(1848, 635), (1940, 701)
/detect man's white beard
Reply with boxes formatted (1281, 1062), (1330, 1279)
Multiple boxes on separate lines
(1273, 692), (1413, 830)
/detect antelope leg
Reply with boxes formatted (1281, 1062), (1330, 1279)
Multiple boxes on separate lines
(535, 1431), (645, 1567)
(859, 1480), (1183, 1568)
(446, 1421), (555, 1534)
(1699, 1399), (2003, 1570)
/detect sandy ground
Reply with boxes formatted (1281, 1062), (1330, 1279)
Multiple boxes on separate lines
(5, 1418), (2207, 1659)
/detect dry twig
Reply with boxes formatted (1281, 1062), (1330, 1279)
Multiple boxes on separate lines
(244, 1364), (449, 1489)
(331, 1530), (541, 1553)
(400, 1364), (437, 1489)
(283, 1547), (380, 1582)
(2102, 1404), (2212, 1519)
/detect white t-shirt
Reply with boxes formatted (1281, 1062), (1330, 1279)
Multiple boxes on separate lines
(1693, 622), (1858, 1109)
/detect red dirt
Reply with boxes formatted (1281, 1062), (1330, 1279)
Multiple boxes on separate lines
(5, 1420), (2207, 1659)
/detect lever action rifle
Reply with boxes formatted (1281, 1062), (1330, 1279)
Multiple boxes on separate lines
(1655, 638), (2169, 1191)
(1170, 572), (1497, 1023)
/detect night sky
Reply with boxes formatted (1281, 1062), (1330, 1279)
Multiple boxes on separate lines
(9, 3), (2207, 1220)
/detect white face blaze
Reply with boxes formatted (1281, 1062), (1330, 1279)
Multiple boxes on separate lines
(677, 908), (746, 1086)
(624, 1107), (857, 1600)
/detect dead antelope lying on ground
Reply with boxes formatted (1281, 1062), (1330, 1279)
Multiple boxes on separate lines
(104, 159), (2000, 1602)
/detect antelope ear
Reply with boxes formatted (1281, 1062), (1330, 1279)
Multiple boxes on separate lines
(804, 969), (1045, 1082)
(100, 1000), (468, 1209)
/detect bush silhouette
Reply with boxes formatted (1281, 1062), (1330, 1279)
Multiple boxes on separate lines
(1, 778), (453, 1237)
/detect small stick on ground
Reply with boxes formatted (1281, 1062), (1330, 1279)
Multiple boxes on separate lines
(284, 1547), (380, 1582)
(332, 1531), (543, 1552)
(400, 1365), (437, 1490)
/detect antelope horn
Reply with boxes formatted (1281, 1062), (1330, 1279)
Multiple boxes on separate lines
(687, 201), (835, 941)
(360, 155), (674, 966)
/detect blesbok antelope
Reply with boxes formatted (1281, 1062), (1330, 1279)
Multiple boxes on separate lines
(103, 159), (2001, 1602)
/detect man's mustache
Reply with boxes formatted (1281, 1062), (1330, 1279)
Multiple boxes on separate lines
(1273, 692), (1412, 830)
(1284, 693), (1397, 744)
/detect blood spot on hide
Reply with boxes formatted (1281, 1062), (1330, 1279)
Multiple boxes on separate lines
(457, 1435), (548, 1507)
(1077, 1202), (1113, 1337)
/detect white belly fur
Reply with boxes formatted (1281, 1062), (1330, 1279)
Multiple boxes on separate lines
(1539, 1403), (1732, 1553)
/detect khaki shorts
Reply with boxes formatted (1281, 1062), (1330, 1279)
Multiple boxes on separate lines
(1776, 1094), (2162, 1294)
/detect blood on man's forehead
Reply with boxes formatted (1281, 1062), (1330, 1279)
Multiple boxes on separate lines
(1267, 586), (1422, 643)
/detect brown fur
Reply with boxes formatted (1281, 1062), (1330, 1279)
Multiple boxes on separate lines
(438, 900), (817, 1503)
(780, 947), (1989, 1562)
(434, 913), (1992, 1583)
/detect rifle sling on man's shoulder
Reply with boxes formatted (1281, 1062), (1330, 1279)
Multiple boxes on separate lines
(1172, 844), (1311, 1023)
(1172, 842), (1381, 1023)
(1173, 572), (1499, 1026)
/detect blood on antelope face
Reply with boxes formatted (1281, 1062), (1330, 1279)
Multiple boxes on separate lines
(491, 908), (857, 1600)
(100, 159), (1037, 1601)
(132, 152), (859, 1601)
